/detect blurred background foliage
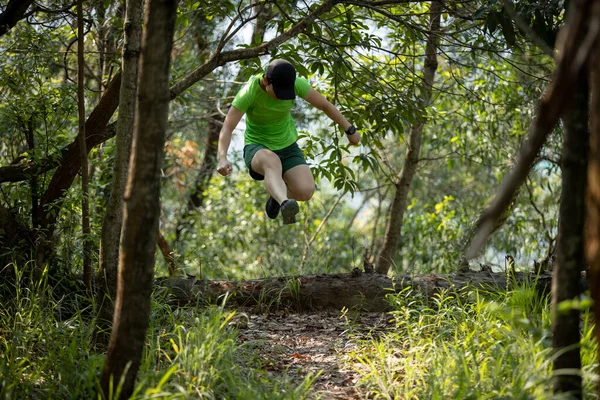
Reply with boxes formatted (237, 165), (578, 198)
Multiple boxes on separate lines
(0, 0), (562, 282)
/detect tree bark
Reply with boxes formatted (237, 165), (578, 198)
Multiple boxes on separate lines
(99, 0), (177, 397)
(157, 268), (559, 313)
(585, 20), (600, 397)
(24, 118), (39, 229)
(376, 0), (441, 274)
(77, 0), (92, 292)
(157, 229), (178, 277)
(0, 0), (34, 38)
(95, 0), (143, 348)
(552, 69), (589, 398)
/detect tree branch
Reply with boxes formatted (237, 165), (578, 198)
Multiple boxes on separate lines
(465, 0), (600, 259)
(170, 0), (339, 97)
(0, 0), (34, 37)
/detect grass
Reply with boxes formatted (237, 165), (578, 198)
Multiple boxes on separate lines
(0, 265), (316, 400)
(2, 263), (599, 399)
(345, 283), (599, 399)
(0, 265), (101, 399)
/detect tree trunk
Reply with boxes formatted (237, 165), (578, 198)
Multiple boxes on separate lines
(157, 229), (178, 277)
(34, 72), (122, 271)
(77, 0), (92, 292)
(376, 0), (441, 275)
(25, 118), (39, 229)
(174, 112), (221, 243)
(95, 0), (143, 348)
(552, 69), (589, 397)
(99, 0), (177, 398)
(300, 193), (344, 271)
(585, 32), (600, 397)
(370, 185), (390, 258)
(157, 268), (560, 312)
(95, 1), (107, 97)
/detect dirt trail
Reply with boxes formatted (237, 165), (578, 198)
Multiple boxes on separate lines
(235, 311), (392, 399)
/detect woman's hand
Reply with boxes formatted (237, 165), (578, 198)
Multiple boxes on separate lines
(347, 131), (360, 146)
(217, 158), (233, 176)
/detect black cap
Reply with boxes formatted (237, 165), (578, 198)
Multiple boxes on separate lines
(265, 59), (296, 100)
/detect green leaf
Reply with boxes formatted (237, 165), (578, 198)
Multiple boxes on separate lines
(486, 12), (499, 34)
(498, 12), (516, 46)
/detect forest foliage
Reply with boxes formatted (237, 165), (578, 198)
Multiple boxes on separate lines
(0, 0), (561, 277)
(1, 0), (599, 398)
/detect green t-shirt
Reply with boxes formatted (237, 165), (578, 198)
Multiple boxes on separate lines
(231, 75), (311, 150)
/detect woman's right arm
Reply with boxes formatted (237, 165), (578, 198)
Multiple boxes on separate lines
(217, 106), (244, 176)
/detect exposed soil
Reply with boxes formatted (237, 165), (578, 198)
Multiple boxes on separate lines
(235, 311), (392, 399)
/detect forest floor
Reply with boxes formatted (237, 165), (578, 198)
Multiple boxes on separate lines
(236, 310), (392, 399)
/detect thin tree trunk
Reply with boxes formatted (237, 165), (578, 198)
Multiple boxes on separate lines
(552, 69), (589, 398)
(25, 118), (39, 229)
(94, 2), (121, 96)
(347, 189), (375, 230)
(376, 0), (441, 275)
(157, 229), (178, 277)
(300, 193), (344, 271)
(99, 0), (177, 397)
(34, 71), (122, 274)
(178, 114), (220, 214)
(77, 0), (92, 292)
(96, 1), (107, 98)
(95, 0), (143, 348)
(585, 29), (600, 397)
(370, 185), (390, 258)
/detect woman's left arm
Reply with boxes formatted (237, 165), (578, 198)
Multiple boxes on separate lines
(303, 87), (360, 145)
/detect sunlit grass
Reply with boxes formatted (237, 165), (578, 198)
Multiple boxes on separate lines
(0, 264), (101, 399)
(136, 302), (316, 399)
(347, 284), (599, 399)
(0, 265), (315, 399)
(3, 262), (599, 399)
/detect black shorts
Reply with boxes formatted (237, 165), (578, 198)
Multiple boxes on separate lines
(243, 142), (308, 181)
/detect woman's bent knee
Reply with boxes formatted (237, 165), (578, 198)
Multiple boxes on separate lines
(294, 184), (315, 201)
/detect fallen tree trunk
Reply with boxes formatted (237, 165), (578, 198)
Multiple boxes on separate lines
(156, 268), (567, 313)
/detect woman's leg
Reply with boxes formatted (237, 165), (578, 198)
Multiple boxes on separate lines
(251, 149), (288, 204)
(283, 165), (315, 201)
